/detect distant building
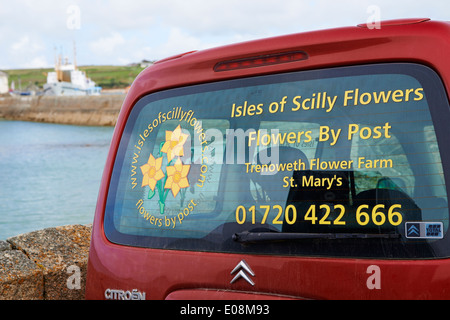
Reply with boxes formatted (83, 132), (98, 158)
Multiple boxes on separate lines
(0, 71), (8, 94)
(140, 60), (154, 68)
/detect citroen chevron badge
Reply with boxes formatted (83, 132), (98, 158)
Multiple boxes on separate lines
(230, 260), (255, 286)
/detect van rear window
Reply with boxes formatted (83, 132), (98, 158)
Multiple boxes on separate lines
(104, 63), (450, 258)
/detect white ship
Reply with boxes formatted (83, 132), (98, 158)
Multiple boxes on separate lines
(44, 51), (101, 96)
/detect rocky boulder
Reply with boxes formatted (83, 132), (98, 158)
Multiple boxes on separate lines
(0, 224), (91, 300)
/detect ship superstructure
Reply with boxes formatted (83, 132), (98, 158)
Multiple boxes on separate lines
(44, 49), (101, 96)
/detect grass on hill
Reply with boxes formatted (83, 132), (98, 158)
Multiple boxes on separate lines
(4, 65), (146, 90)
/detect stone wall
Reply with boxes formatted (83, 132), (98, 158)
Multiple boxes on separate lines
(0, 224), (91, 300)
(0, 95), (125, 126)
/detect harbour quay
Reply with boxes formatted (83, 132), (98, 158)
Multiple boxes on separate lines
(0, 94), (125, 126)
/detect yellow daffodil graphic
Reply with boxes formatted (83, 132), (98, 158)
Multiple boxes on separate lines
(160, 124), (189, 162)
(165, 159), (190, 197)
(140, 125), (190, 214)
(140, 154), (165, 190)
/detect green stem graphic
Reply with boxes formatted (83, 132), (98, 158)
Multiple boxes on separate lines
(148, 141), (175, 215)
(145, 131), (190, 215)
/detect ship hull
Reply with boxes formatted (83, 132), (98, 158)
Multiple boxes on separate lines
(43, 82), (100, 96)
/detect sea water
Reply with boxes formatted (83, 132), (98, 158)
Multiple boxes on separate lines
(0, 120), (114, 239)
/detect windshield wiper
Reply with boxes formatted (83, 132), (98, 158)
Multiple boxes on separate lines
(232, 230), (400, 244)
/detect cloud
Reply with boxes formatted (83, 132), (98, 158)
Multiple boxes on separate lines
(89, 32), (126, 56)
(21, 56), (51, 69)
(155, 28), (205, 57)
(10, 36), (44, 53)
(2, 0), (450, 69)
(6, 35), (50, 69)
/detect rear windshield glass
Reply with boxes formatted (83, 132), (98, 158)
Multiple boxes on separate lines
(105, 63), (450, 259)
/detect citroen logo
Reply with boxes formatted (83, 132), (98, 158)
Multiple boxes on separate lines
(230, 260), (255, 286)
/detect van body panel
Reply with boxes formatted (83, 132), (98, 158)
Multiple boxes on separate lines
(87, 233), (450, 299)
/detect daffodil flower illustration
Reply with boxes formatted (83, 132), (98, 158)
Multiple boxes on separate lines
(140, 124), (191, 214)
(160, 124), (189, 162)
(165, 159), (191, 197)
(140, 154), (165, 190)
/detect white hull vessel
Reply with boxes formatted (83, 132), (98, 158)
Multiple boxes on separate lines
(43, 81), (101, 96)
(44, 53), (101, 96)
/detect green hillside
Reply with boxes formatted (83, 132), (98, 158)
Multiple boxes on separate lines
(4, 65), (146, 90)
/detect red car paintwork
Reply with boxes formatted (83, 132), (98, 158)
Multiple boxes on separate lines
(86, 19), (450, 300)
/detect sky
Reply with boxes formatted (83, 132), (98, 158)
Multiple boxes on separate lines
(0, 0), (449, 70)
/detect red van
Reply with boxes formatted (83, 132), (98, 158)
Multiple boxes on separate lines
(86, 18), (450, 300)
